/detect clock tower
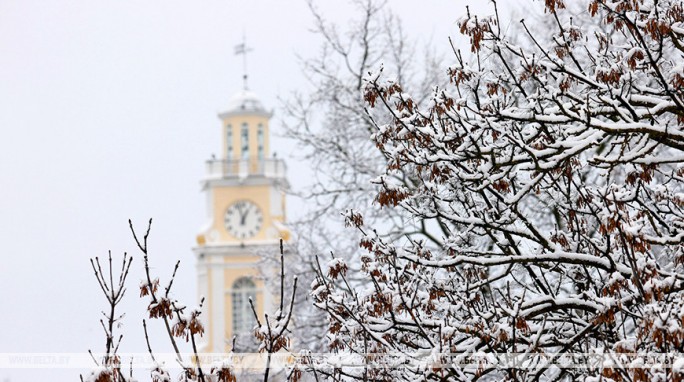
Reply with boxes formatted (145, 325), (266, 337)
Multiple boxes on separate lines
(194, 89), (288, 353)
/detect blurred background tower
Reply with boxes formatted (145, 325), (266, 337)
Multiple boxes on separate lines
(193, 85), (289, 352)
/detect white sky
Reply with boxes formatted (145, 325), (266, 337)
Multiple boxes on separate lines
(0, 0), (518, 380)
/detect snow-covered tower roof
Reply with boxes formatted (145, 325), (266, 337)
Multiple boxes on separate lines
(218, 90), (272, 119)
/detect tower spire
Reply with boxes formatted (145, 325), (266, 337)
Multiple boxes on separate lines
(234, 33), (253, 91)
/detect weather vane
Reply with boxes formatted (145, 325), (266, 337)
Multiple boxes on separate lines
(234, 33), (253, 91)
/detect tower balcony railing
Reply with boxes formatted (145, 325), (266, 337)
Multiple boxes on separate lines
(205, 158), (287, 180)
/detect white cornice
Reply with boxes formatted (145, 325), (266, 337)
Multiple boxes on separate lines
(200, 176), (289, 191)
(218, 110), (273, 119)
(192, 241), (281, 256)
(197, 261), (262, 269)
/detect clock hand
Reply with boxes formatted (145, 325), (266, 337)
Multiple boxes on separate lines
(240, 208), (248, 225)
(234, 204), (245, 225)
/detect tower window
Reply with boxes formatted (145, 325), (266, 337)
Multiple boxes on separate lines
(257, 124), (264, 160)
(226, 125), (233, 159)
(231, 277), (256, 334)
(241, 123), (249, 159)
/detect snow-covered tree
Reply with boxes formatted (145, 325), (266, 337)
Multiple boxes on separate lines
(311, 0), (684, 380)
(281, 0), (444, 352)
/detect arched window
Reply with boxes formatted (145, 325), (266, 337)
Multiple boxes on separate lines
(226, 125), (233, 159)
(240, 123), (249, 159)
(231, 277), (256, 334)
(257, 124), (264, 160)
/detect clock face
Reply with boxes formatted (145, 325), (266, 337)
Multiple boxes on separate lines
(224, 200), (263, 239)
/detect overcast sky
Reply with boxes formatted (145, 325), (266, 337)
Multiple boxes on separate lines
(0, 0), (518, 380)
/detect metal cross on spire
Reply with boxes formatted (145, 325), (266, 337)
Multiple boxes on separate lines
(234, 33), (253, 91)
